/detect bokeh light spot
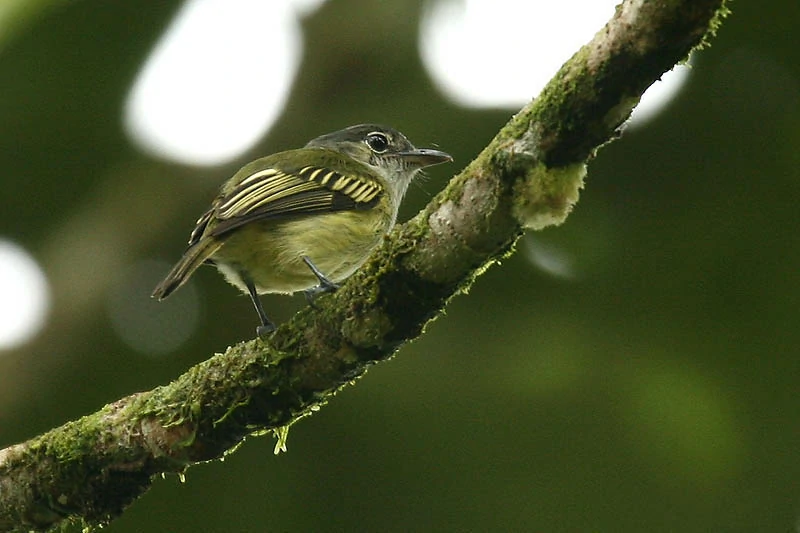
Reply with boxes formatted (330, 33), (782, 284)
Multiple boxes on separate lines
(124, 0), (323, 166)
(524, 237), (577, 280)
(420, 0), (689, 125)
(420, 0), (616, 108)
(628, 63), (691, 127)
(0, 239), (50, 350)
(106, 260), (201, 356)
(622, 359), (746, 482)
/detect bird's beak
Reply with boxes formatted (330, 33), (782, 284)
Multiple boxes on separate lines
(398, 148), (453, 168)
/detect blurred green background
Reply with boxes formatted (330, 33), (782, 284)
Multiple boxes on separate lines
(1, 0), (798, 531)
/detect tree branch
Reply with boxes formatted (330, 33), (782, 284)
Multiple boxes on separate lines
(0, 0), (730, 530)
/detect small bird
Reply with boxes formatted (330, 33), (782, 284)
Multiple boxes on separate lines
(152, 124), (452, 336)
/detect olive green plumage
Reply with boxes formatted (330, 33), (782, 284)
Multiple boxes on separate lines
(152, 124), (451, 335)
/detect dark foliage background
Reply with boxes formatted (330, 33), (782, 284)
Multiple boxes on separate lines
(1, 1), (798, 531)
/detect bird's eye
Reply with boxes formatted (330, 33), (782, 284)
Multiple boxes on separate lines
(366, 132), (389, 153)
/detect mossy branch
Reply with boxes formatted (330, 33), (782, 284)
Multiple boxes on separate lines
(0, 0), (729, 530)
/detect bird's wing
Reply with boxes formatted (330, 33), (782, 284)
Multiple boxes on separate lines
(202, 152), (384, 239)
(188, 207), (215, 247)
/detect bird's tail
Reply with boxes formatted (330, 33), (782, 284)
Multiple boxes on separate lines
(152, 238), (224, 300)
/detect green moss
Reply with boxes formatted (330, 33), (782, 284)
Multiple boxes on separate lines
(213, 396), (250, 427)
(271, 425), (290, 455)
(698, 1), (732, 49)
(511, 163), (587, 230)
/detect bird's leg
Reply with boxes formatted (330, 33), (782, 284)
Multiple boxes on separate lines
(242, 273), (276, 337)
(302, 255), (340, 306)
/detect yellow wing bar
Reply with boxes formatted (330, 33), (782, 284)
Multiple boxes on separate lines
(296, 165), (382, 204)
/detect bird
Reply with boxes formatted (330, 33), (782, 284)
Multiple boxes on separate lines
(152, 124), (452, 336)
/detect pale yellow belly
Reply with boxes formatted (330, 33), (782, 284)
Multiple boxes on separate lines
(213, 210), (391, 294)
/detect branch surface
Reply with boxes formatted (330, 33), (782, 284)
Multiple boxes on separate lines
(0, 0), (729, 530)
